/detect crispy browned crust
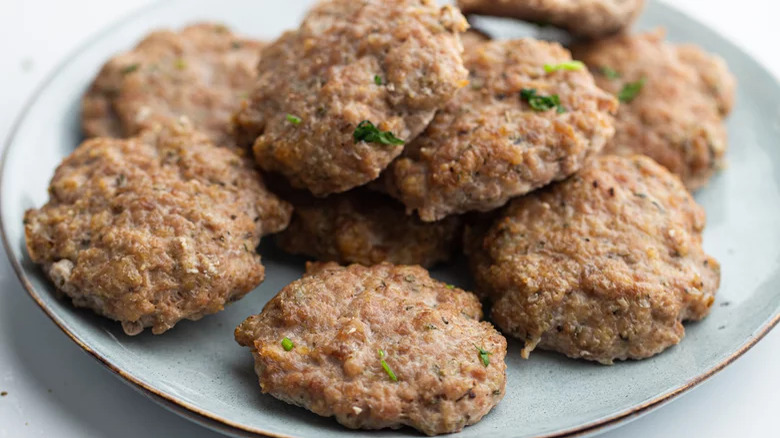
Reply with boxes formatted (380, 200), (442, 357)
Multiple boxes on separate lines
(383, 38), (617, 221)
(458, 0), (645, 38)
(82, 23), (263, 146)
(24, 122), (292, 335)
(466, 155), (720, 364)
(235, 262), (506, 435)
(234, 0), (470, 196)
(572, 29), (736, 190)
(275, 188), (462, 268)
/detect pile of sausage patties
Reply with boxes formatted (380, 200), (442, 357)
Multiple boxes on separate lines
(24, 0), (734, 435)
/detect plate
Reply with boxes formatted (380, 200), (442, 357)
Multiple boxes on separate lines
(2, 1), (780, 437)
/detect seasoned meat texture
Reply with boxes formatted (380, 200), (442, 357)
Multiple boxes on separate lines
(457, 0), (645, 38)
(383, 38), (618, 221)
(234, 0), (470, 196)
(235, 263), (506, 435)
(465, 155), (720, 364)
(276, 188), (463, 268)
(572, 30), (736, 190)
(24, 122), (292, 335)
(461, 29), (491, 51)
(82, 23), (263, 146)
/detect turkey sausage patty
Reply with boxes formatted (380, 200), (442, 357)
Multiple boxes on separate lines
(457, 0), (645, 38)
(275, 188), (463, 268)
(383, 38), (617, 221)
(82, 23), (263, 146)
(572, 29), (736, 190)
(466, 155), (720, 364)
(24, 122), (292, 335)
(235, 262), (506, 435)
(233, 0), (470, 196)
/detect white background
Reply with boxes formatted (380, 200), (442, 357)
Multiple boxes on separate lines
(0, 1), (778, 437)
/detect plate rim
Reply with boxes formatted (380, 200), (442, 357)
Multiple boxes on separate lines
(2, 1), (779, 437)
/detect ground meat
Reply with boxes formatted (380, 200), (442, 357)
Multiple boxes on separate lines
(457, 0), (645, 38)
(235, 262), (506, 435)
(275, 188), (463, 268)
(382, 38), (617, 221)
(24, 121), (292, 335)
(82, 23), (263, 146)
(233, 0), (470, 196)
(465, 155), (720, 364)
(572, 29), (736, 190)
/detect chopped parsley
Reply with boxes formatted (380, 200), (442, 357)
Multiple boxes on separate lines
(174, 58), (187, 70)
(353, 120), (404, 146)
(476, 346), (492, 367)
(601, 66), (621, 80)
(281, 337), (294, 351)
(446, 284), (455, 290)
(544, 60), (585, 73)
(286, 114), (302, 125)
(121, 64), (140, 75)
(520, 88), (565, 113)
(231, 41), (243, 49)
(378, 349), (398, 382)
(374, 75), (383, 86)
(618, 78), (646, 103)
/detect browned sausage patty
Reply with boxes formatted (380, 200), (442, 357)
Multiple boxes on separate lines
(572, 30), (736, 190)
(458, 0), (645, 38)
(24, 122), (292, 335)
(275, 188), (463, 268)
(233, 0), (469, 196)
(235, 262), (506, 435)
(82, 23), (263, 146)
(465, 155), (719, 364)
(383, 38), (617, 221)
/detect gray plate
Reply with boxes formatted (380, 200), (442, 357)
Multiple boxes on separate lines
(2, 1), (779, 437)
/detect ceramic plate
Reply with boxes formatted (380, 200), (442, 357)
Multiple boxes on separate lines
(2, 1), (780, 437)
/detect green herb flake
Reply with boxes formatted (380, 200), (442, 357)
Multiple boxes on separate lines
(286, 114), (302, 125)
(476, 346), (492, 367)
(520, 89), (565, 113)
(121, 64), (140, 75)
(601, 66), (621, 80)
(174, 58), (187, 70)
(446, 284), (455, 290)
(353, 120), (404, 146)
(374, 75), (383, 86)
(378, 349), (398, 382)
(618, 78), (646, 103)
(544, 60), (585, 73)
(231, 41), (243, 50)
(281, 337), (294, 351)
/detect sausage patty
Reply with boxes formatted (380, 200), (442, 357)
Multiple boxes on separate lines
(24, 122), (292, 335)
(466, 155), (720, 364)
(235, 262), (506, 435)
(383, 38), (617, 221)
(233, 0), (470, 196)
(82, 23), (263, 146)
(572, 29), (736, 190)
(457, 0), (645, 38)
(275, 188), (463, 268)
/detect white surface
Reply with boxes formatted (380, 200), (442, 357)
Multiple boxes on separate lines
(0, 1), (778, 437)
